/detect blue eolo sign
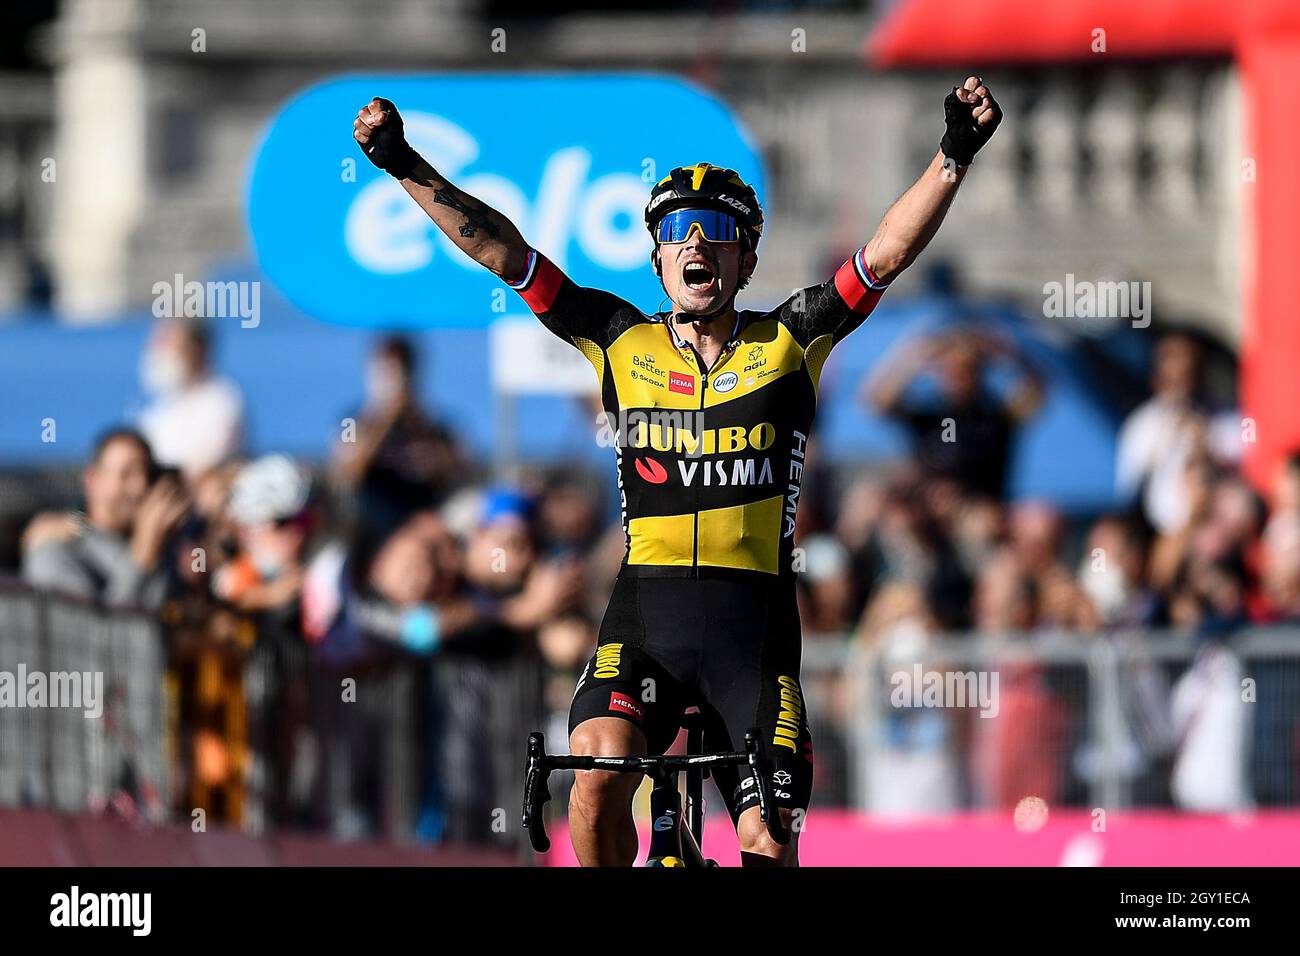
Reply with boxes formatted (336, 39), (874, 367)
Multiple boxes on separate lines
(248, 74), (765, 328)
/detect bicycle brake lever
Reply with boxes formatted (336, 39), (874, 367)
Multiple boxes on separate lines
(744, 730), (791, 847)
(522, 732), (552, 853)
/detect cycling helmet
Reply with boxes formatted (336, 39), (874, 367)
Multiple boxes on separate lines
(644, 163), (763, 249)
(228, 455), (311, 525)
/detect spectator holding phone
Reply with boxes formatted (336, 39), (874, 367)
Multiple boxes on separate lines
(22, 428), (189, 610)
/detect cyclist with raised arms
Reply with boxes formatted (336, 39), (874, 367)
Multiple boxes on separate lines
(353, 77), (1001, 865)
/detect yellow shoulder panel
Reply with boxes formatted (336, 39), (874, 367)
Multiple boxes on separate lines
(704, 319), (805, 408)
(607, 322), (701, 411)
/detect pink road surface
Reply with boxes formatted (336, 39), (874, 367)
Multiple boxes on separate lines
(541, 810), (1300, 867)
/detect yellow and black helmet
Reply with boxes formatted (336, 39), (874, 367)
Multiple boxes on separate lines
(644, 163), (764, 249)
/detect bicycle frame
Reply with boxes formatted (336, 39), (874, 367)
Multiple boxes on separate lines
(521, 722), (790, 867)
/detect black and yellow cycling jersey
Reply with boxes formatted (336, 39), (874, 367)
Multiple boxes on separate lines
(509, 245), (889, 578)
(510, 244), (888, 819)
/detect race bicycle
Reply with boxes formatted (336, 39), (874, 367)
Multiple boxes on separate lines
(521, 710), (790, 866)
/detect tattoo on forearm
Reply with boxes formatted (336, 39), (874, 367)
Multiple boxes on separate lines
(433, 187), (501, 239)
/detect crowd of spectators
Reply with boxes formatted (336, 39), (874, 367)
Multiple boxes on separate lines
(822, 328), (1297, 816)
(7, 315), (1298, 842)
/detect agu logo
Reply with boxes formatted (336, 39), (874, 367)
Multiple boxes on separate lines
(634, 457), (669, 484)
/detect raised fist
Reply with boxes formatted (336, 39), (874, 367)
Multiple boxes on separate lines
(940, 76), (1002, 167)
(353, 97), (419, 179)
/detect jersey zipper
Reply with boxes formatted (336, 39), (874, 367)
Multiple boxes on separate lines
(690, 337), (742, 577)
(692, 373), (705, 577)
(665, 315), (743, 579)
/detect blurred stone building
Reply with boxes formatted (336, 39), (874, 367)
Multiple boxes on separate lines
(0, 0), (1240, 341)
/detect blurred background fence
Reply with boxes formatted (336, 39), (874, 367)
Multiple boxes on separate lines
(839, 630), (1300, 815)
(0, 582), (167, 816)
(4, 581), (1295, 857)
(0, 581), (549, 852)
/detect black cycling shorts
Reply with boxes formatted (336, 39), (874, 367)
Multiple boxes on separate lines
(568, 571), (813, 824)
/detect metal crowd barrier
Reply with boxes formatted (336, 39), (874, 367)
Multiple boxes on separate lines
(0, 581), (169, 818)
(1, 579), (552, 847)
(239, 636), (547, 848)
(510, 630), (1300, 834)
(434, 651), (546, 849)
(12, 574), (1293, 843)
(814, 627), (1300, 815)
(0, 584), (42, 808)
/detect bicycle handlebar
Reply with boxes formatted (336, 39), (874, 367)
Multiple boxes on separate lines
(744, 731), (791, 847)
(521, 727), (790, 854)
(522, 732), (553, 852)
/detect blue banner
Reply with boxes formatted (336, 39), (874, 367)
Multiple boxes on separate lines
(248, 74), (765, 328)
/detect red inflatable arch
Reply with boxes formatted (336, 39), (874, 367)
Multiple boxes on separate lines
(869, 0), (1300, 492)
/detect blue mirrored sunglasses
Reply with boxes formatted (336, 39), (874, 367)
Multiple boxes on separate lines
(654, 208), (741, 244)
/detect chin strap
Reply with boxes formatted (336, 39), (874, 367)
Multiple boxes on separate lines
(668, 305), (744, 354)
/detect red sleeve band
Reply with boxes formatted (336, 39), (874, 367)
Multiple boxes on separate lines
(510, 249), (565, 315)
(833, 247), (889, 314)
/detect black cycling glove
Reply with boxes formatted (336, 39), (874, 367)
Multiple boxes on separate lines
(940, 87), (1000, 167)
(359, 97), (420, 180)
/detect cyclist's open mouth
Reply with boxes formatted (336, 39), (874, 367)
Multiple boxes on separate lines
(682, 259), (717, 293)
